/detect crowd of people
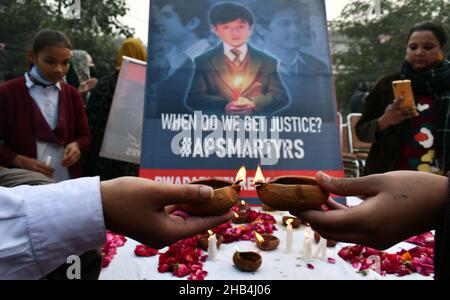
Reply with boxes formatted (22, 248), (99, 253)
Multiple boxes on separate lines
(0, 1), (450, 281)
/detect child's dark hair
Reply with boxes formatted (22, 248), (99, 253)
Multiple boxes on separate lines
(209, 2), (254, 27)
(406, 22), (447, 46)
(32, 30), (73, 53)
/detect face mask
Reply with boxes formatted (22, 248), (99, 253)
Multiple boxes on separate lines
(89, 66), (97, 78)
(29, 65), (54, 86)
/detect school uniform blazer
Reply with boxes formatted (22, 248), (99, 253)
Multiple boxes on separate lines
(186, 44), (290, 115)
(0, 76), (91, 178)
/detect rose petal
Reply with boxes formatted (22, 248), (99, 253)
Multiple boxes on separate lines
(134, 245), (159, 257)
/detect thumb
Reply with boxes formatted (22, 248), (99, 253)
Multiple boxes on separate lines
(155, 183), (214, 207)
(316, 172), (379, 197)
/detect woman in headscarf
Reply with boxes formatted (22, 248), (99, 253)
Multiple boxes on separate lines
(82, 38), (147, 180)
(71, 49), (98, 104)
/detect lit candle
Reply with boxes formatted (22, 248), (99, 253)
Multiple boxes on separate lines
(207, 230), (219, 261)
(45, 155), (52, 166)
(285, 218), (293, 254)
(233, 200), (249, 224)
(300, 226), (312, 260)
(232, 76), (244, 101)
(314, 236), (327, 260)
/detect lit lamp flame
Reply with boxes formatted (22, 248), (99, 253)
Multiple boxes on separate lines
(254, 231), (265, 243)
(286, 218), (293, 226)
(252, 165), (265, 185)
(232, 76), (244, 101)
(240, 200), (246, 206)
(208, 230), (214, 236)
(233, 76), (244, 89)
(235, 166), (247, 184)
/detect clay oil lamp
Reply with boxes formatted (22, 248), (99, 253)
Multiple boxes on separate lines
(314, 231), (337, 247)
(253, 166), (329, 212)
(178, 166), (246, 216)
(282, 216), (302, 228)
(254, 231), (279, 251)
(232, 200), (250, 224)
(198, 230), (223, 251)
(233, 248), (262, 272)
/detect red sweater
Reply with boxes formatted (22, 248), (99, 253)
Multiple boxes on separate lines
(0, 76), (91, 178)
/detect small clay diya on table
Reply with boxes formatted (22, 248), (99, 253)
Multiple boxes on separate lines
(232, 200), (249, 224)
(197, 233), (223, 251)
(282, 216), (303, 228)
(233, 251), (262, 272)
(255, 233), (280, 251)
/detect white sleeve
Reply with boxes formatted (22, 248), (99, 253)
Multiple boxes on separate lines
(0, 177), (106, 279)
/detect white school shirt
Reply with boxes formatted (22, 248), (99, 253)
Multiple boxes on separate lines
(223, 42), (248, 63)
(0, 177), (105, 279)
(24, 73), (70, 182)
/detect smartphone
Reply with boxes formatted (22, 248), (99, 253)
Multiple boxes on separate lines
(392, 80), (415, 108)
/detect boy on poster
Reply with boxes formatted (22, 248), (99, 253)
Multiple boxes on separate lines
(185, 2), (290, 116)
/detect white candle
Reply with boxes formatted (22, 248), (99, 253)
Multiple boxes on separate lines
(207, 232), (219, 261)
(45, 155), (52, 166)
(285, 219), (293, 253)
(314, 236), (327, 260)
(300, 226), (312, 260)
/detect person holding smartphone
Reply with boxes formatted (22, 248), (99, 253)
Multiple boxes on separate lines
(356, 22), (450, 175)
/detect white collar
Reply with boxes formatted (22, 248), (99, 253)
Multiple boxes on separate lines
(24, 72), (61, 90)
(223, 43), (248, 62)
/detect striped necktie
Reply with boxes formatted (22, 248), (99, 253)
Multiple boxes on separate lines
(230, 48), (242, 67)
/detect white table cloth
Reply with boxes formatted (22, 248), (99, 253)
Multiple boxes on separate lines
(100, 198), (432, 280)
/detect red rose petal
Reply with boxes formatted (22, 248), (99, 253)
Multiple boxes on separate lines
(100, 231), (127, 268)
(134, 244), (159, 257)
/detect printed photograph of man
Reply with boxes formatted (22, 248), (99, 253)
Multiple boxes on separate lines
(147, 0), (211, 117)
(185, 1), (290, 116)
(252, 0), (335, 119)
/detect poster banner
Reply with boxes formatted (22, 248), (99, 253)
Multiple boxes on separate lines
(100, 56), (146, 164)
(141, 0), (343, 202)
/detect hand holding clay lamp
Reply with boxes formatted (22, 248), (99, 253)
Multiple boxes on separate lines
(198, 230), (223, 251)
(178, 167), (246, 216)
(254, 166), (329, 212)
(233, 248), (262, 272)
(254, 231), (279, 251)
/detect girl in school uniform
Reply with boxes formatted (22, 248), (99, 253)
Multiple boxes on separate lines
(0, 30), (91, 182)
